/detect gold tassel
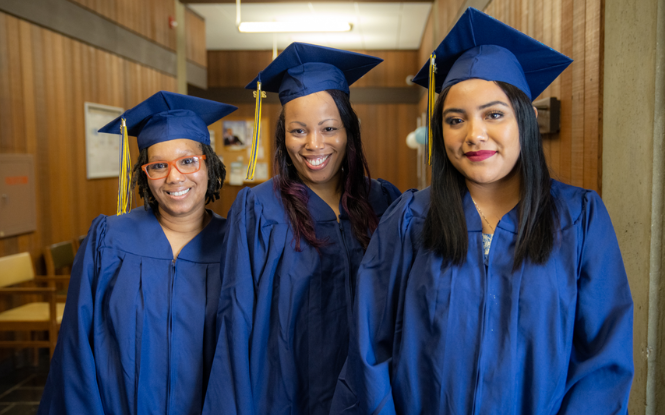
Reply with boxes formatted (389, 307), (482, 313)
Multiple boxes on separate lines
(116, 118), (132, 215)
(246, 81), (266, 180)
(426, 54), (437, 165)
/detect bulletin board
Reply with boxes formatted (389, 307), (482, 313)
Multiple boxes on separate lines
(84, 102), (124, 179)
(209, 116), (272, 185)
(0, 154), (36, 238)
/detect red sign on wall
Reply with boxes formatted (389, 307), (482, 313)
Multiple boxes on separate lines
(5, 176), (29, 185)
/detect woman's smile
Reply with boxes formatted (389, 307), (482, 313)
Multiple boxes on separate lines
(165, 187), (192, 198)
(302, 154), (332, 169)
(464, 150), (497, 162)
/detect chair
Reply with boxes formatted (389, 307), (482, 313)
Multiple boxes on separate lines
(44, 241), (75, 300)
(44, 240), (76, 277)
(72, 235), (86, 252)
(0, 252), (68, 358)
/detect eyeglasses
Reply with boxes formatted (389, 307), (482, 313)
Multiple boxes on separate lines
(141, 155), (207, 180)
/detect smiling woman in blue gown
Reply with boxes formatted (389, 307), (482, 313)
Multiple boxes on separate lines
(331, 8), (634, 415)
(38, 91), (237, 415)
(202, 43), (401, 415)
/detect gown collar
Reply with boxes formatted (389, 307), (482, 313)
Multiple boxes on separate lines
(462, 190), (519, 234)
(303, 179), (392, 222)
(106, 207), (223, 262)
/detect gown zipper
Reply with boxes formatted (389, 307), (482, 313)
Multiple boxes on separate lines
(337, 219), (354, 325)
(166, 258), (176, 415)
(471, 232), (493, 414)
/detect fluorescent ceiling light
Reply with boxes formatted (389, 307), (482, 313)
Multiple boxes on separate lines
(238, 21), (353, 33)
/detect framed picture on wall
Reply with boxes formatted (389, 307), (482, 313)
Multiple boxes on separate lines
(84, 102), (125, 179)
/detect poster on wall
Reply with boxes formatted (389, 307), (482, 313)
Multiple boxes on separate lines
(223, 120), (251, 150)
(84, 102), (124, 179)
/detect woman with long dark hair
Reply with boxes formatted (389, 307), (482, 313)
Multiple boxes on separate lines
(202, 43), (401, 415)
(331, 8), (633, 414)
(38, 91), (237, 414)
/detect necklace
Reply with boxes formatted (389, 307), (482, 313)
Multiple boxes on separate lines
(471, 198), (495, 233)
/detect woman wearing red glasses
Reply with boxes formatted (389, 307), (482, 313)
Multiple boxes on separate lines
(38, 91), (237, 415)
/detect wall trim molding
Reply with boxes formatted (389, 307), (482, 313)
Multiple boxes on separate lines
(0, 0), (178, 77)
(187, 61), (208, 90)
(189, 86), (422, 104)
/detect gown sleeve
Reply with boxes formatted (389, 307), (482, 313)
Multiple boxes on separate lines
(203, 188), (261, 415)
(37, 216), (107, 415)
(331, 191), (418, 415)
(557, 191), (634, 414)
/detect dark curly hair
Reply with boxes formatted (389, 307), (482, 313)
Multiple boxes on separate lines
(274, 89), (378, 251)
(131, 142), (226, 212)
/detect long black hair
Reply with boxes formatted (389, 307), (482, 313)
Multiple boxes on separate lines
(274, 89), (378, 251)
(132, 142), (226, 212)
(422, 81), (558, 269)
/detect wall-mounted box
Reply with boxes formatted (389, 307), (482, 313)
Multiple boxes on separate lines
(534, 96), (561, 135)
(0, 154), (36, 238)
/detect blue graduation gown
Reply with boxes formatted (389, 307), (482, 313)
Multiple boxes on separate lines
(38, 208), (225, 415)
(331, 180), (634, 414)
(203, 178), (401, 415)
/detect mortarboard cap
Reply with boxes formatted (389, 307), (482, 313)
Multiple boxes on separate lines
(243, 43), (382, 180)
(245, 42), (383, 105)
(413, 7), (573, 100)
(99, 91), (237, 150)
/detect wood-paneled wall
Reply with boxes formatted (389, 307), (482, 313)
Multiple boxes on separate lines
(185, 7), (206, 68)
(206, 49), (421, 192)
(68, 0), (177, 51)
(0, 11), (176, 269)
(418, 0), (602, 193)
(208, 50), (274, 88)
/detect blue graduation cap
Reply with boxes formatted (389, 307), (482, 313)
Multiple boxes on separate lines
(99, 91), (237, 150)
(413, 7), (572, 164)
(243, 43), (383, 179)
(246, 42), (383, 105)
(98, 91), (237, 215)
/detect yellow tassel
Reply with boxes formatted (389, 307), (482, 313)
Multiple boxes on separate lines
(426, 54), (437, 166)
(246, 81), (266, 180)
(116, 118), (132, 215)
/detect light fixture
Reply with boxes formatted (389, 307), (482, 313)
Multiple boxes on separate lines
(238, 21), (353, 33)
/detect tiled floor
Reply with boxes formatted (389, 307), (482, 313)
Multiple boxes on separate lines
(0, 356), (49, 415)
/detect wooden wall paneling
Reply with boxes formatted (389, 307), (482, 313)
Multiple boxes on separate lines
(554, 0), (574, 183)
(558, 0), (574, 185)
(69, 0), (176, 51)
(570, 0), (586, 188)
(352, 51), (420, 88)
(186, 8), (207, 68)
(354, 104), (419, 192)
(549, 0), (563, 176)
(207, 50), (273, 88)
(208, 50), (421, 89)
(0, 13), (12, 153)
(583, 0), (601, 193)
(9, 17), (23, 154)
